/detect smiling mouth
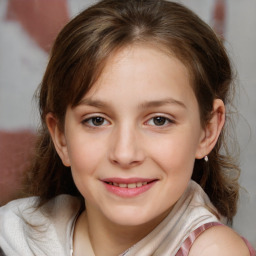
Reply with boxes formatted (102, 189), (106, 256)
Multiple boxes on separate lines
(102, 179), (158, 197)
(104, 181), (153, 188)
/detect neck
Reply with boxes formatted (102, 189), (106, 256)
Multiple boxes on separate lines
(74, 204), (170, 256)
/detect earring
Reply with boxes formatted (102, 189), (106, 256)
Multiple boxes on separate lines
(204, 155), (209, 162)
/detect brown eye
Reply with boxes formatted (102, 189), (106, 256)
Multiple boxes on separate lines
(146, 115), (174, 127)
(153, 116), (168, 126)
(91, 117), (105, 126)
(82, 116), (109, 127)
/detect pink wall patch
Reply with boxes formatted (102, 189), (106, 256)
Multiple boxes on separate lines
(0, 130), (36, 205)
(5, 0), (70, 52)
(212, 0), (226, 40)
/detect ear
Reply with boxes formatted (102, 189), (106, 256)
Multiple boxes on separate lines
(196, 99), (225, 159)
(46, 113), (71, 167)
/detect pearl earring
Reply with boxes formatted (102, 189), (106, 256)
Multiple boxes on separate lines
(204, 155), (209, 162)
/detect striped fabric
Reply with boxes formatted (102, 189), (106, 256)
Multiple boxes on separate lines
(176, 222), (256, 256)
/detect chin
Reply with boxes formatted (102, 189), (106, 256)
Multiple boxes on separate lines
(104, 205), (164, 227)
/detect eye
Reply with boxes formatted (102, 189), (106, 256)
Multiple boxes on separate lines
(146, 116), (174, 127)
(82, 116), (109, 127)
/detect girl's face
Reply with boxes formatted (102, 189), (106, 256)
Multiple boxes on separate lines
(58, 45), (206, 226)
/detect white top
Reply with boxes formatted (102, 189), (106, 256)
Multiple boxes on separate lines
(0, 195), (81, 256)
(0, 181), (219, 256)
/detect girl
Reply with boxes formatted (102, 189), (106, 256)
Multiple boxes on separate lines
(0, 0), (255, 255)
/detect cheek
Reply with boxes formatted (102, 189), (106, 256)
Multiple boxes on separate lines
(67, 137), (105, 175)
(149, 133), (199, 174)
(67, 139), (104, 201)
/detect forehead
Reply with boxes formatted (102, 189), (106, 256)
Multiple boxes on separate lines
(84, 44), (194, 99)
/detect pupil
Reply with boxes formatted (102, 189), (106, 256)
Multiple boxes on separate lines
(153, 117), (166, 126)
(92, 117), (104, 126)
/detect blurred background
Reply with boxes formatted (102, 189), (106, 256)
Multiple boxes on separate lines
(0, 0), (255, 248)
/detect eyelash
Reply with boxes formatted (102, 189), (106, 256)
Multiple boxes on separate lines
(82, 115), (174, 128)
(82, 116), (110, 128)
(145, 115), (175, 127)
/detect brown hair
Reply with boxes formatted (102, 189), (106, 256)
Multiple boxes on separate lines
(24, 0), (240, 223)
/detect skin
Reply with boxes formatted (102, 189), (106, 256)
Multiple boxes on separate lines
(189, 225), (250, 256)
(46, 44), (248, 256)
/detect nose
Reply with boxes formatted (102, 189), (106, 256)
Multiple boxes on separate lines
(109, 125), (145, 169)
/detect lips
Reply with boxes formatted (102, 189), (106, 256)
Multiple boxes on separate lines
(101, 178), (158, 197)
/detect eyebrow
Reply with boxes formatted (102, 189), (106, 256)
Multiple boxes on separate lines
(78, 98), (108, 108)
(78, 97), (186, 110)
(138, 98), (187, 109)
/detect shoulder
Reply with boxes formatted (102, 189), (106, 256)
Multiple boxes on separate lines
(0, 195), (81, 255)
(0, 197), (38, 255)
(0, 194), (81, 230)
(0, 194), (80, 223)
(0, 196), (37, 227)
(188, 224), (251, 256)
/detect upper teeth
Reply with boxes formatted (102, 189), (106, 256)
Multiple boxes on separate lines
(108, 182), (148, 188)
